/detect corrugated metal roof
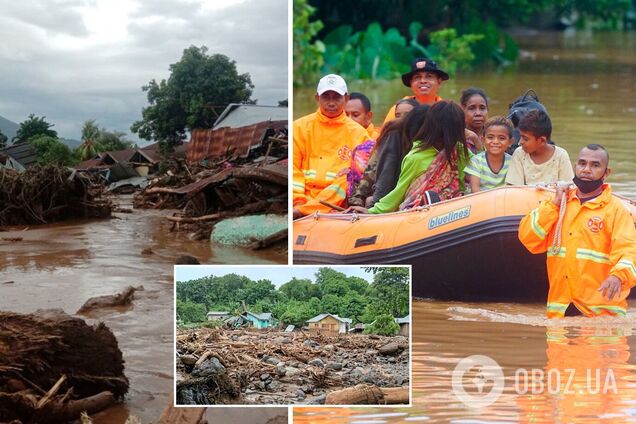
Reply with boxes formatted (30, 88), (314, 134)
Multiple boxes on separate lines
(187, 120), (286, 163)
(243, 311), (273, 321)
(307, 313), (352, 324)
(395, 314), (410, 324)
(1, 142), (38, 168)
(214, 104), (288, 129)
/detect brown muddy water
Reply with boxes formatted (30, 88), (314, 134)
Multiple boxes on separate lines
(294, 31), (636, 423)
(0, 195), (286, 423)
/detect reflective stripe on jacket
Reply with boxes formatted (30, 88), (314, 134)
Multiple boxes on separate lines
(518, 185), (636, 318)
(293, 109), (369, 215)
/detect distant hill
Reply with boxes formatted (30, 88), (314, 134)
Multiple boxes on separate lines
(0, 115), (19, 141)
(0, 114), (80, 149)
(60, 138), (82, 149)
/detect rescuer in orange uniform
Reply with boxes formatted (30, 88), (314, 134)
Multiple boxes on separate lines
(293, 74), (369, 218)
(518, 144), (636, 318)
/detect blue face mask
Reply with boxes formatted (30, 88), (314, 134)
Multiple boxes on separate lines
(572, 176), (604, 194)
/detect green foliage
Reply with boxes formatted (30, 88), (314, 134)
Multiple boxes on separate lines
(176, 299), (207, 324)
(131, 45), (253, 148)
(30, 135), (77, 166)
(13, 114), (57, 144)
(77, 120), (135, 161)
(320, 23), (483, 80)
(364, 313), (400, 336)
(0, 130), (7, 149)
(176, 268), (408, 328)
(293, 0), (325, 87)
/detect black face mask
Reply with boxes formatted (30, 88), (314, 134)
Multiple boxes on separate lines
(573, 176), (604, 194)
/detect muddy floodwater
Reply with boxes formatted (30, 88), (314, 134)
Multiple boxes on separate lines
(294, 30), (636, 423)
(0, 196), (286, 423)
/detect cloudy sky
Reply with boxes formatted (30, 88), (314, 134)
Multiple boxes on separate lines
(0, 0), (288, 141)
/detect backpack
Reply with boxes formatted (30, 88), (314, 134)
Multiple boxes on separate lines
(506, 89), (551, 154)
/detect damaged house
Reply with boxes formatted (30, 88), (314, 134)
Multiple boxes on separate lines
(307, 313), (352, 335)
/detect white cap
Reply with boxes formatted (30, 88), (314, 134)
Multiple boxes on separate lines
(316, 74), (347, 96)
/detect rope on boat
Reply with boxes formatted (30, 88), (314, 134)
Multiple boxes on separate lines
(535, 183), (568, 256)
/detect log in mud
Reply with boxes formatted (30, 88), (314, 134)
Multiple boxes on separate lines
(0, 310), (129, 423)
(175, 328), (409, 405)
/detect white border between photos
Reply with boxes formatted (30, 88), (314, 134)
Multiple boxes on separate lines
(173, 264), (413, 412)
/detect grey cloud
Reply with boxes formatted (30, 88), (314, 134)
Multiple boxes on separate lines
(0, 0), (287, 140)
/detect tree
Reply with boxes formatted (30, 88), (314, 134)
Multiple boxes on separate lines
(98, 130), (134, 152)
(0, 130), (7, 149)
(176, 300), (207, 324)
(131, 46), (254, 150)
(364, 313), (399, 336)
(13, 114), (57, 144)
(30, 135), (76, 166)
(77, 120), (102, 161)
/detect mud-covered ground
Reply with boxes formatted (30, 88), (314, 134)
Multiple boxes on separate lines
(176, 328), (410, 405)
(0, 195), (286, 423)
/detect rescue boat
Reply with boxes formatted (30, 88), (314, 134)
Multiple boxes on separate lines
(293, 186), (636, 301)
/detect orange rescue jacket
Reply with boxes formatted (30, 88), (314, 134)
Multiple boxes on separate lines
(382, 95), (442, 124)
(518, 185), (636, 318)
(293, 109), (369, 215)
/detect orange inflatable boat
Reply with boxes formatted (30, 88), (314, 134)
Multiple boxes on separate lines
(293, 186), (636, 301)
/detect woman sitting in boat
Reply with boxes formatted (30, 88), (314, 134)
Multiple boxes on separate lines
(348, 100), (425, 208)
(461, 87), (489, 153)
(347, 100), (472, 214)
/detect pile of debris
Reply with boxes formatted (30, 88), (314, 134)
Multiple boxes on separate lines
(0, 165), (112, 226)
(0, 310), (128, 423)
(133, 130), (288, 245)
(176, 328), (409, 405)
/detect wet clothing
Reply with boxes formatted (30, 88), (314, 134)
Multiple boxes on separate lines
(368, 142), (469, 214)
(293, 109), (369, 215)
(518, 184), (636, 318)
(382, 95), (442, 124)
(506, 145), (574, 185)
(465, 151), (512, 191)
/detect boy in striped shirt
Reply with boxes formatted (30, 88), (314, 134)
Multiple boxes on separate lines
(465, 116), (514, 192)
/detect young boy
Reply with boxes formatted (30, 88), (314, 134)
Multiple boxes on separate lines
(465, 116), (513, 192)
(505, 110), (574, 185)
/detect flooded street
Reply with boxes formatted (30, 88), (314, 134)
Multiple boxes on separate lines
(0, 196), (285, 423)
(294, 31), (636, 423)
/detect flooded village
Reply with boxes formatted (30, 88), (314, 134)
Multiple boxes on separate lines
(0, 104), (288, 423)
(174, 267), (411, 406)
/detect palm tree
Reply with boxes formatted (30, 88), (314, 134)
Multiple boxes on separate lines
(77, 119), (102, 161)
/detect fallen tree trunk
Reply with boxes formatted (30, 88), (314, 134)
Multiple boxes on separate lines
(325, 384), (409, 405)
(0, 310), (128, 423)
(76, 285), (143, 314)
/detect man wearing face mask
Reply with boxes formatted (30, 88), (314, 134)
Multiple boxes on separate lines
(518, 144), (636, 318)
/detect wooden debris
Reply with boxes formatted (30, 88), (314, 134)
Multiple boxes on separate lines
(0, 310), (128, 422)
(0, 165), (112, 226)
(76, 286), (143, 314)
(325, 384), (409, 405)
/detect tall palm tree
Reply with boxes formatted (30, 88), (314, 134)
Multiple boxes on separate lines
(78, 119), (102, 161)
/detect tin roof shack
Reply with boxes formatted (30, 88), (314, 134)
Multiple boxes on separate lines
(241, 311), (275, 329)
(77, 145), (164, 183)
(0, 143), (37, 169)
(187, 104), (287, 164)
(395, 315), (410, 337)
(207, 311), (231, 321)
(307, 313), (352, 335)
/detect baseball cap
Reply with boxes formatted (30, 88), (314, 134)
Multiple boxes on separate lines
(317, 74), (348, 96)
